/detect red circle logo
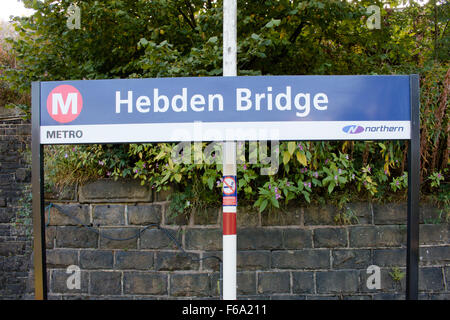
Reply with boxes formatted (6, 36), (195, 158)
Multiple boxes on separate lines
(46, 85), (83, 123)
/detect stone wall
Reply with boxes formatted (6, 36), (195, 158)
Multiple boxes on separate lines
(0, 119), (33, 299)
(37, 179), (449, 300)
(0, 117), (447, 300)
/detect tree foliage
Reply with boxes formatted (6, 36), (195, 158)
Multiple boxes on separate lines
(1, 0), (448, 216)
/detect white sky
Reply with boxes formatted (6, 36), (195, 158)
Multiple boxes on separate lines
(0, 0), (35, 22)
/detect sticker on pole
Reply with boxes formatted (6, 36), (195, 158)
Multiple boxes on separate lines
(223, 175), (237, 206)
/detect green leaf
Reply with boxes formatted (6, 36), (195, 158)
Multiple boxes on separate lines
(328, 182), (335, 194)
(251, 33), (261, 40)
(207, 36), (218, 43)
(138, 38), (149, 48)
(270, 196), (280, 208)
(283, 151), (291, 165)
(207, 175), (215, 189)
(302, 191), (310, 203)
(239, 178), (246, 189)
(297, 152), (307, 166)
(260, 199), (268, 212)
(265, 19), (281, 28)
(288, 142), (296, 155)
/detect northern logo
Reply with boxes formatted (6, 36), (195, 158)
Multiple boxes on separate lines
(342, 125), (364, 134)
(47, 85), (83, 123)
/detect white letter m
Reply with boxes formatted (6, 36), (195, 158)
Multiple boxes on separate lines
(52, 93), (78, 115)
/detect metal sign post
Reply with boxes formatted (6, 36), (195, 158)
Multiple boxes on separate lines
(406, 74), (420, 299)
(222, 0), (237, 300)
(31, 82), (47, 300)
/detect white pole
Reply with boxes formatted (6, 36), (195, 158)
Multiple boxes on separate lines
(223, 0), (237, 300)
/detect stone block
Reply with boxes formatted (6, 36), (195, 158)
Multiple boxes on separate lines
(155, 251), (199, 271)
(257, 272), (290, 294)
(55, 226), (98, 248)
(140, 228), (181, 250)
(2, 255), (30, 272)
(45, 226), (56, 249)
(92, 205), (125, 226)
(79, 179), (151, 203)
(194, 207), (220, 225)
(236, 207), (260, 227)
(282, 228), (313, 249)
(185, 228), (222, 251)
(79, 250), (113, 269)
(237, 251), (271, 271)
(15, 168), (30, 183)
(0, 174), (14, 186)
(271, 249), (330, 269)
(211, 271), (257, 296)
(98, 227), (139, 249)
(419, 267), (445, 292)
(261, 207), (302, 226)
(419, 224), (448, 245)
(0, 208), (14, 223)
(153, 185), (172, 202)
(0, 224), (9, 236)
(237, 272), (257, 296)
(332, 249), (372, 269)
(313, 227), (347, 248)
(419, 246), (450, 266)
(201, 251), (222, 271)
(115, 250), (154, 270)
(420, 204), (443, 224)
(164, 210), (190, 226)
(89, 271), (122, 295)
(349, 226), (376, 248)
(47, 204), (89, 226)
(44, 184), (77, 201)
(50, 269), (88, 294)
(373, 248), (406, 267)
(292, 271), (314, 294)
(128, 204), (162, 225)
(46, 249), (79, 268)
(345, 202), (372, 225)
(375, 226), (407, 247)
(316, 270), (359, 294)
(237, 228), (283, 250)
(304, 205), (336, 225)
(169, 273), (211, 297)
(123, 272), (167, 295)
(349, 226), (406, 248)
(373, 203), (406, 225)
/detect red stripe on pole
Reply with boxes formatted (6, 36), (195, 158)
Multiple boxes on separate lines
(223, 197), (237, 206)
(223, 212), (236, 235)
